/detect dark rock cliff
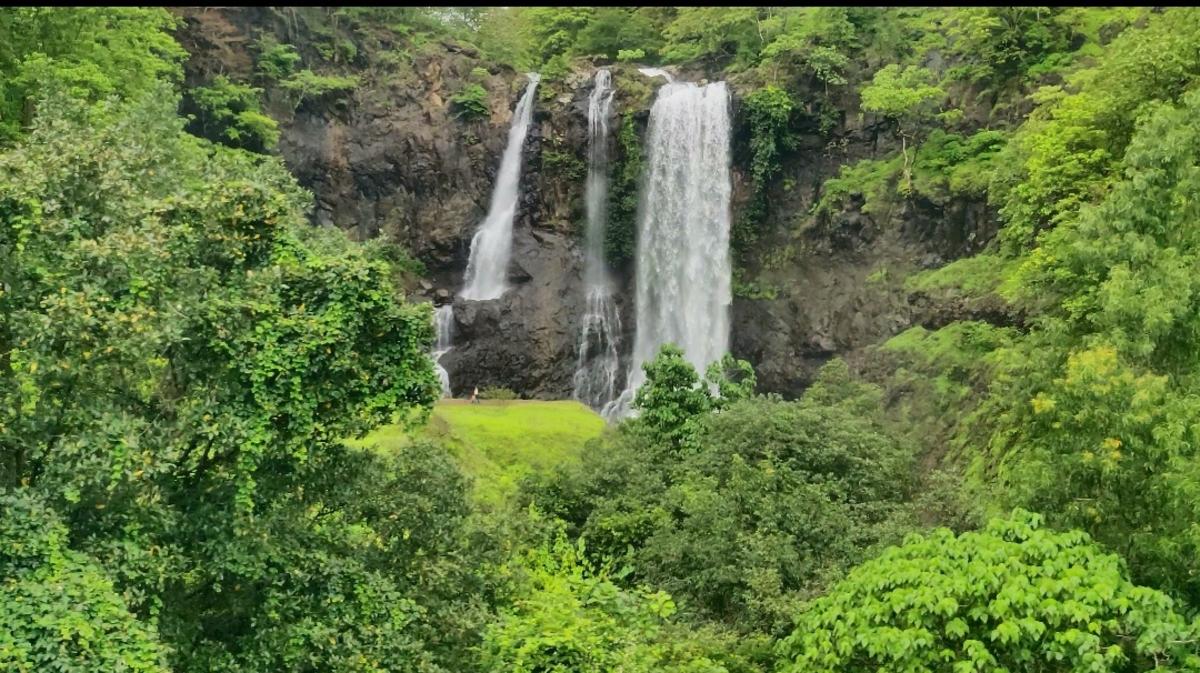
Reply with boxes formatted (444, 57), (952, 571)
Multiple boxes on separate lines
(172, 8), (1002, 401)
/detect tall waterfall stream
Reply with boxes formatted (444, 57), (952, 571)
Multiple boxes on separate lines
(604, 79), (733, 420)
(460, 73), (541, 301)
(572, 69), (623, 409)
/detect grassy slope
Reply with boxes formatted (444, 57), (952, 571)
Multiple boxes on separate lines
(352, 399), (605, 506)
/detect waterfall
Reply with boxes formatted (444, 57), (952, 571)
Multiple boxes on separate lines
(460, 73), (541, 301)
(432, 304), (454, 398)
(603, 81), (732, 420)
(636, 67), (674, 83)
(572, 69), (622, 408)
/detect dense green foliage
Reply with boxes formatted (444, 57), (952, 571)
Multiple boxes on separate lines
(531, 356), (915, 640)
(482, 527), (729, 673)
(12, 7), (1200, 673)
(971, 85), (1200, 606)
(188, 75), (279, 152)
(0, 8), (185, 142)
(0, 11), (479, 670)
(450, 83), (490, 121)
(1, 491), (170, 673)
(780, 511), (1200, 672)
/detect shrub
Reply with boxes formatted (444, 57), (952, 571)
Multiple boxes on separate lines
(778, 510), (1200, 673)
(617, 48), (646, 62)
(255, 37), (302, 81)
(480, 386), (518, 400)
(541, 149), (585, 181)
(450, 83), (490, 120)
(189, 75), (279, 151)
(278, 69), (359, 108)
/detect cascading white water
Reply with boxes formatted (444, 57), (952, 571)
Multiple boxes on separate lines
(603, 80), (733, 420)
(432, 304), (454, 398)
(572, 69), (622, 409)
(636, 67), (674, 83)
(460, 73), (541, 301)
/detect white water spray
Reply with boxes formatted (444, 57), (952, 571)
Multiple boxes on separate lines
(460, 73), (541, 301)
(572, 69), (622, 409)
(637, 67), (674, 83)
(432, 304), (454, 398)
(603, 80), (733, 420)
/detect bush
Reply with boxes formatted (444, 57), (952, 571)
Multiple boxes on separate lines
(617, 48), (646, 62)
(541, 149), (585, 181)
(778, 510), (1200, 673)
(189, 75), (279, 151)
(255, 37), (302, 81)
(278, 69), (359, 108)
(480, 386), (518, 400)
(450, 83), (490, 120)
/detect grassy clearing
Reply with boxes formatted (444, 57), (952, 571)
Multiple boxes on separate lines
(350, 399), (605, 506)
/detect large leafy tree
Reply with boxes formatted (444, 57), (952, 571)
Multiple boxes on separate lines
(778, 511), (1200, 673)
(0, 491), (170, 673)
(860, 64), (946, 189)
(973, 86), (1200, 606)
(0, 82), (454, 671)
(0, 7), (184, 141)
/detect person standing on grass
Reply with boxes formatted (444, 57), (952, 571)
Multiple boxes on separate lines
(470, 386), (480, 404)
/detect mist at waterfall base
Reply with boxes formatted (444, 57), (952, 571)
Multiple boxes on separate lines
(572, 69), (623, 410)
(603, 80), (733, 421)
(460, 73), (541, 301)
(432, 304), (454, 398)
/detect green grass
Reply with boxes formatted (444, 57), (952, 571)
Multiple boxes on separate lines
(350, 400), (605, 506)
(903, 252), (1018, 297)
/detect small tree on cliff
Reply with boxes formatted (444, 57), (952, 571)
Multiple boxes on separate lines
(859, 64), (947, 192)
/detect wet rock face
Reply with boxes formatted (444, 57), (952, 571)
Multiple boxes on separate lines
(174, 8), (598, 399)
(724, 78), (1001, 396)
(439, 226), (583, 398)
(175, 9), (1002, 400)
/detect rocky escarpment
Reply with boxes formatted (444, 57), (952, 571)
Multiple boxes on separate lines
(173, 7), (594, 397)
(720, 66), (1004, 396)
(173, 8), (1005, 400)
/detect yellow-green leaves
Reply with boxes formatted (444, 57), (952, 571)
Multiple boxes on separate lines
(778, 511), (1200, 673)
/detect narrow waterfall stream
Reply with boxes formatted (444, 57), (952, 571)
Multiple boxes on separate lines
(603, 80), (733, 420)
(572, 69), (622, 409)
(432, 304), (454, 398)
(460, 73), (541, 301)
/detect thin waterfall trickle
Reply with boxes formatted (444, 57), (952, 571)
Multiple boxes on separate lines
(460, 73), (541, 301)
(432, 304), (454, 398)
(603, 80), (732, 421)
(572, 69), (622, 409)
